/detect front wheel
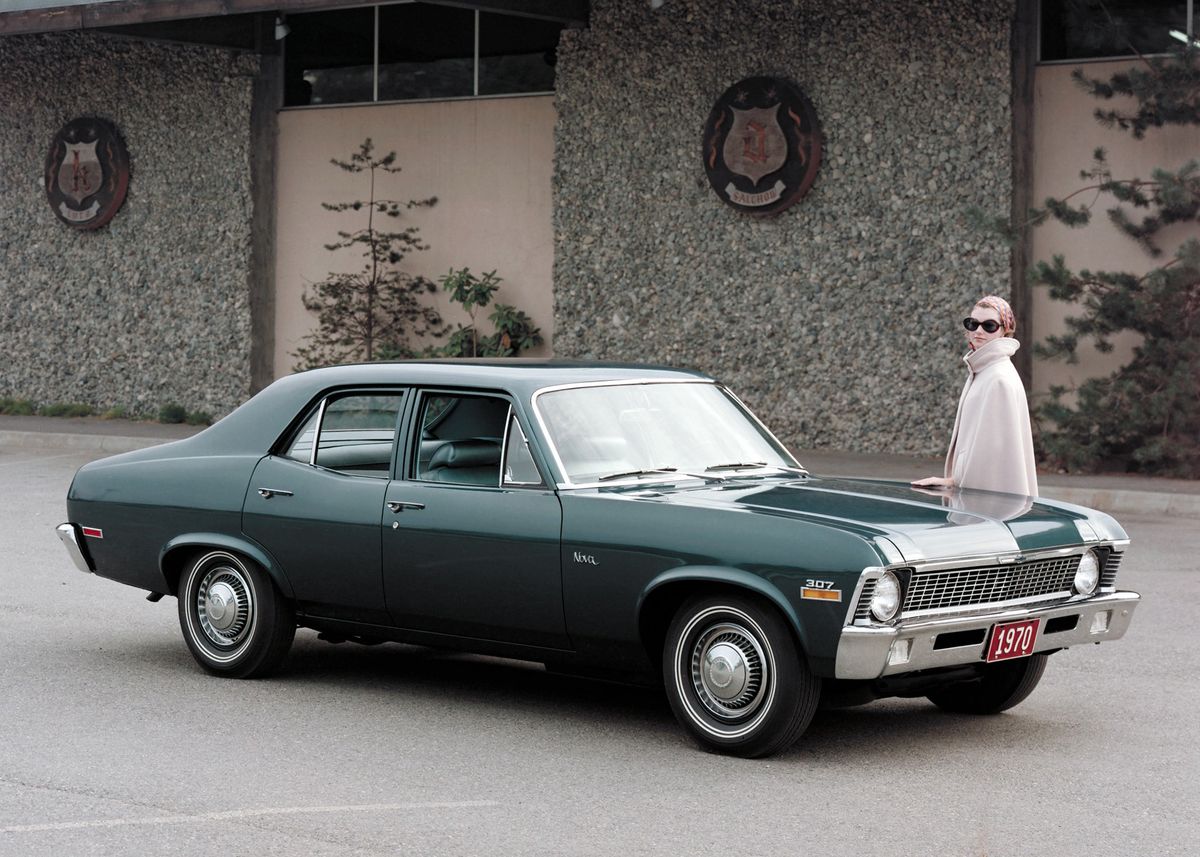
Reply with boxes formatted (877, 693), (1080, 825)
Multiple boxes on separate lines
(663, 594), (820, 758)
(177, 550), (295, 678)
(926, 653), (1048, 714)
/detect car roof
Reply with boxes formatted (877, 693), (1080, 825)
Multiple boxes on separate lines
(179, 360), (716, 455)
(284, 360), (713, 402)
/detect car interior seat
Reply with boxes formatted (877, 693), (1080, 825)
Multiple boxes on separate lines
(425, 439), (502, 485)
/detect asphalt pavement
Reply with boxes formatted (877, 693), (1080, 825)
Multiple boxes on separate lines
(1, 445), (1197, 856)
(2, 413), (1197, 519)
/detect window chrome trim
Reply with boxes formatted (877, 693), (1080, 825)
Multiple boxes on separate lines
(530, 378), (802, 490)
(309, 396), (329, 467)
(500, 406), (545, 488)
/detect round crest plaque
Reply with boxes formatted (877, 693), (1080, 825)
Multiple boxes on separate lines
(44, 117), (130, 230)
(702, 76), (822, 216)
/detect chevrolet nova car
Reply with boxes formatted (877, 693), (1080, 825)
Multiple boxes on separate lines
(57, 362), (1139, 757)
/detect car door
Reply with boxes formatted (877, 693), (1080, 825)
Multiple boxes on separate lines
(242, 389), (406, 624)
(381, 390), (568, 650)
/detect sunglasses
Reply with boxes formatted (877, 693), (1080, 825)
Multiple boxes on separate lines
(963, 318), (1001, 333)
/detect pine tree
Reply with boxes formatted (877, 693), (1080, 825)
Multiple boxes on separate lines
(1029, 5), (1199, 477)
(292, 140), (445, 370)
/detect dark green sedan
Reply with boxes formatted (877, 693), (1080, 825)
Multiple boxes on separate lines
(57, 361), (1139, 757)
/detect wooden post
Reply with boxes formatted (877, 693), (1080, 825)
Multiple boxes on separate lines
(1010, 0), (1037, 389)
(249, 12), (280, 394)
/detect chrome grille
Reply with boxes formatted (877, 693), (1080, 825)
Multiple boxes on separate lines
(903, 555), (1081, 614)
(854, 579), (878, 621)
(1100, 551), (1123, 590)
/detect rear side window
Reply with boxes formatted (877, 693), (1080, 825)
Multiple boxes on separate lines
(282, 392), (405, 477)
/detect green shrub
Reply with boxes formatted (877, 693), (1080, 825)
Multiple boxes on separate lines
(185, 411), (213, 426)
(0, 397), (36, 416)
(430, 268), (543, 358)
(40, 403), (94, 418)
(158, 403), (187, 424)
(101, 406), (128, 420)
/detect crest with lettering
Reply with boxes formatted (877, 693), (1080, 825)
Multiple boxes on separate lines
(702, 76), (822, 216)
(44, 117), (130, 230)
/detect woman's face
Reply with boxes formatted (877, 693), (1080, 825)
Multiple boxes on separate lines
(965, 306), (1004, 351)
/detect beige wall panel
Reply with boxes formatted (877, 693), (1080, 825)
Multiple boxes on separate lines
(274, 96), (555, 377)
(1031, 61), (1195, 401)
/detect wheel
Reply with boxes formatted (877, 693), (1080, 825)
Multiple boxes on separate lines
(177, 550), (295, 678)
(662, 594), (820, 758)
(926, 653), (1048, 714)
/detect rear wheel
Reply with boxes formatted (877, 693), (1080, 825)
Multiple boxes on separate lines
(926, 653), (1048, 714)
(663, 594), (820, 758)
(177, 550), (295, 678)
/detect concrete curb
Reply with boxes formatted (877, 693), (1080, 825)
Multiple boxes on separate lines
(1040, 486), (1200, 520)
(0, 430), (174, 455)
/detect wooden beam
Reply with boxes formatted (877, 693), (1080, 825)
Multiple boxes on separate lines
(0, 0), (371, 35)
(0, 0), (587, 36)
(425, 0), (587, 24)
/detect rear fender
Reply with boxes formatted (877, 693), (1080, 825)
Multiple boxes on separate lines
(159, 533), (294, 598)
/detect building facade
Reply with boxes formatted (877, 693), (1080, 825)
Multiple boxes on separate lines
(0, 0), (1192, 454)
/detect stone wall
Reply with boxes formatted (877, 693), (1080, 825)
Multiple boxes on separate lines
(0, 32), (259, 418)
(553, 0), (1015, 455)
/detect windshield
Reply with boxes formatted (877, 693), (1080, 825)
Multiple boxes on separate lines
(535, 382), (797, 484)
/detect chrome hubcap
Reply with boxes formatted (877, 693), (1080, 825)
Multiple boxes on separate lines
(196, 564), (252, 648)
(690, 622), (767, 720)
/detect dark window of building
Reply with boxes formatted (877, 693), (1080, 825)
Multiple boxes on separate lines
(283, 2), (564, 107)
(479, 11), (559, 96)
(284, 6), (374, 106)
(378, 4), (475, 101)
(1040, 0), (1192, 62)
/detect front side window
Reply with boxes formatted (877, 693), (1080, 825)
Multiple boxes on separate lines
(535, 382), (796, 485)
(282, 392), (404, 477)
(413, 392), (510, 485)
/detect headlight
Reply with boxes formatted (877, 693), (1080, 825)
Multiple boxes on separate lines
(1074, 550), (1100, 595)
(869, 571), (901, 622)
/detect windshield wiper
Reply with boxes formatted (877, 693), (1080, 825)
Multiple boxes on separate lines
(705, 461), (769, 472)
(597, 467), (678, 482)
(705, 462), (810, 476)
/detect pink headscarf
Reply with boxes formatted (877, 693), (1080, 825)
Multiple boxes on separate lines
(975, 295), (1016, 337)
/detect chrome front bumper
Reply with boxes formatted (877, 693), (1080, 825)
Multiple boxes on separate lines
(56, 523), (94, 574)
(834, 591), (1140, 680)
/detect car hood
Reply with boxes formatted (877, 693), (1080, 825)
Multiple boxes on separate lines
(609, 475), (1105, 563)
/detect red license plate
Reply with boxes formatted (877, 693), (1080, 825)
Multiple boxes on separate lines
(985, 618), (1040, 663)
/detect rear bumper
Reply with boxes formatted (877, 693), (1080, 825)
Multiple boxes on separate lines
(834, 591), (1140, 680)
(56, 523), (95, 574)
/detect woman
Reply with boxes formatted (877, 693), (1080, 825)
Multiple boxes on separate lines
(912, 295), (1039, 496)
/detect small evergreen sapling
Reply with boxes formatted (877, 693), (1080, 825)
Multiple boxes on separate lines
(293, 139), (446, 370)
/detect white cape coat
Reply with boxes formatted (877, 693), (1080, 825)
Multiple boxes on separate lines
(943, 337), (1039, 496)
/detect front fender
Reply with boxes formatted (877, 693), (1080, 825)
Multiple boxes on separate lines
(159, 532), (295, 598)
(638, 565), (814, 667)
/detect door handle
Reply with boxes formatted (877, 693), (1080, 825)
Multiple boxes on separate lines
(386, 500), (425, 513)
(258, 488), (294, 499)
